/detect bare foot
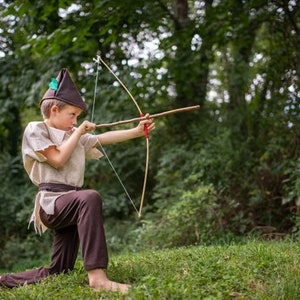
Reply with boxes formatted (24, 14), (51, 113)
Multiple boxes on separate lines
(92, 280), (131, 293)
(88, 268), (131, 294)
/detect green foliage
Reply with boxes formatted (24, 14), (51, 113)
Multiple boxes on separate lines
(283, 158), (300, 204)
(134, 186), (224, 249)
(0, 153), (50, 269)
(2, 240), (300, 299)
(1, 233), (52, 271)
(0, 0), (300, 267)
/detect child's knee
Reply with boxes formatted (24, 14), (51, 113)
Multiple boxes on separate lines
(84, 190), (103, 207)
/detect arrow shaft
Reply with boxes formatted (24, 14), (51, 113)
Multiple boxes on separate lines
(95, 105), (200, 129)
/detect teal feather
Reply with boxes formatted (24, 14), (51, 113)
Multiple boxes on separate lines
(48, 78), (58, 91)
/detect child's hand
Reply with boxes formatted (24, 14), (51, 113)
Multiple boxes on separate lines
(137, 114), (155, 137)
(78, 120), (96, 135)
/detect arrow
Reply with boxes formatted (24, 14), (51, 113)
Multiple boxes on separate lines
(95, 105), (200, 129)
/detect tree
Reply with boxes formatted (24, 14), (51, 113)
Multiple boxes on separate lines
(0, 0), (300, 267)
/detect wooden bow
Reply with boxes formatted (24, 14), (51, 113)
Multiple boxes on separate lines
(93, 56), (200, 218)
(93, 55), (149, 218)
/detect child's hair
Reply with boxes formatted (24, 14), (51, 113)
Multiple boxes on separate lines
(40, 99), (68, 119)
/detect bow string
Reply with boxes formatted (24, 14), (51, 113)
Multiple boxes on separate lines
(92, 55), (149, 218)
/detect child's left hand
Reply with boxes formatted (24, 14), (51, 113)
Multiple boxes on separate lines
(137, 114), (155, 136)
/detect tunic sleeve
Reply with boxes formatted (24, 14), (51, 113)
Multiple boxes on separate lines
(22, 122), (56, 164)
(80, 133), (103, 159)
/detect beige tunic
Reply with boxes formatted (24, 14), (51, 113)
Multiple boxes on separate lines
(22, 121), (103, 234)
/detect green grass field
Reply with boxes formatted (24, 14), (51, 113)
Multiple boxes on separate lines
(1, 239), (300, 299)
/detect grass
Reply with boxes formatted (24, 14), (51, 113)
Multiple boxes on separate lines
(1, 239), (300, 299)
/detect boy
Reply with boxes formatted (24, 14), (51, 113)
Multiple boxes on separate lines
(0, 68), (155, 293)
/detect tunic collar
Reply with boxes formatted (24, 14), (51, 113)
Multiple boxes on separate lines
(44, 123), (75, 144)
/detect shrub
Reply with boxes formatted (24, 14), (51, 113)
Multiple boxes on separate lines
(134, 185), (225, 249)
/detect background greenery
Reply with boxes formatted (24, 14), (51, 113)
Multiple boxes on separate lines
(0, 0), (299, 273)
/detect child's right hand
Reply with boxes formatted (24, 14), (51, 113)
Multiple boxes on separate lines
(78, 120), (96, 135)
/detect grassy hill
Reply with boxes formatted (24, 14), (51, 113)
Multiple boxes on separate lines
(1, 239), (300, 299)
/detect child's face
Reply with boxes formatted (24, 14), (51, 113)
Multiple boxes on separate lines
(49, 104), (83, 131)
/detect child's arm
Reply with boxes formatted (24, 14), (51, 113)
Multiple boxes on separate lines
(38, 117), (154, 168)
(38, 121), (96, 168)
(97, 115), (155, 145)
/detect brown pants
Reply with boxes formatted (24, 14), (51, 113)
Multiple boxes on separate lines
(0, 189), (108, 288)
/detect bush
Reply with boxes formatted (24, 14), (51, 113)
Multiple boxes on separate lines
(0, 153), (50, 270)
(132, 185), (226, 249)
